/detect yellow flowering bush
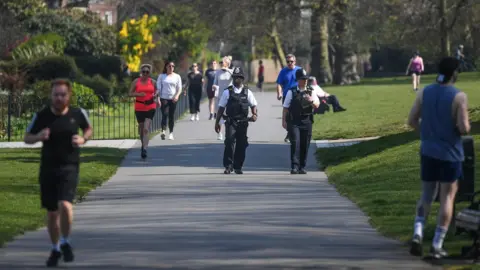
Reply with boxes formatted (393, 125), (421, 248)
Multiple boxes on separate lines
(118, 14), (158, 72)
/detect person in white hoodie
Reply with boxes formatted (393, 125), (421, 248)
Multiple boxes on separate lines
(212, 56), (233, 140)
(156, 61), (183, 140)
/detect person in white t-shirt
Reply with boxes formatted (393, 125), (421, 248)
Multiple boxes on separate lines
(307, 76), (346, 113)
(212, 56), (233, 140)
(156, 61), (183, 140)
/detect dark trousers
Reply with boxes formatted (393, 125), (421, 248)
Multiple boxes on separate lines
(160, 98), (177, 132)
(223, 121), (249, 169)
(288, 121), (312, 170)
(327, 95), (342, 110)
(188, 88), (202, 114)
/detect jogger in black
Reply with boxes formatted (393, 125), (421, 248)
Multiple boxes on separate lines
(24, 79), (92, 267)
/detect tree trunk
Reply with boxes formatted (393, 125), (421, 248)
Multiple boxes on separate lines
(270, 2), (286, 68)
(271, 23), (286, 68)
(310, 8), (331, 84)
(439, 0), (450, 56)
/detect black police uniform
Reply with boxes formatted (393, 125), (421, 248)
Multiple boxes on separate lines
(287, 71), (315, 174)
(222, 68), (254, 174)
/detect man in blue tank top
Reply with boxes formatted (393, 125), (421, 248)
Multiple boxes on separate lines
(407, 57), (471, 259)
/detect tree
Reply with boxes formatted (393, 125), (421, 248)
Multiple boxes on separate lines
(24, 9), (117, 56)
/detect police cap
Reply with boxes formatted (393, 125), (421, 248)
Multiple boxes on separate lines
(295, 68), (309, 81)
(232, 66), (245, 78)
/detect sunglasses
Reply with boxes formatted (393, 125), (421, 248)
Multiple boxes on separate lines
(287, 60), (294, 64)
(141, 70), (150, 74)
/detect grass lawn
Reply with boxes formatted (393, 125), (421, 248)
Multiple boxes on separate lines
(312, 72), (480, 140)
(0, 147), (127, 247)
(314, 72), (480, 269)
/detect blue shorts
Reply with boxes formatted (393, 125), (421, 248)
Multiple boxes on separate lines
(421, 155), (462, 183)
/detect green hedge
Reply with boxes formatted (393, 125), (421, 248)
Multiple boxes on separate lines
(74, 55), (125, 81)
(27, 55), (79, 82)
(76, 74), (113, 102)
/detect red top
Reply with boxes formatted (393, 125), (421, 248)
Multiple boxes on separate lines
(258, 65), (264, 76)
(134, 78), (156, 111)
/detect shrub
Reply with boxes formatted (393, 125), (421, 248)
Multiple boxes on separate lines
(71, 82), (99, 110)
(28, 80), (51, 100)
(12, 33), (66, 61)
(74, 55), (124, 80)
(118, 14), (159, 72)
(76, 74), (113, 102)
(24, 9), (117, 57)
(27, 55), (79, 82)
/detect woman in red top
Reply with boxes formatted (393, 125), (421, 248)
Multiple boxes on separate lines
(129, 64), (160, 159)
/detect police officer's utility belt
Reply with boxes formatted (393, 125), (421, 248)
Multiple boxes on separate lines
(223, 115), (249, 123)
(136, 98), (155, 105)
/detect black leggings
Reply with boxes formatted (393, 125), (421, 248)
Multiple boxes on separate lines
(160, 98), (177, 133)
(188, 88), (202, 114)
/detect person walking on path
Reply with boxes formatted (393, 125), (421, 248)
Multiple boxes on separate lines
(204, 60), (218, 120)
(276, 54), (301, 142)
(257, 60), (265, 92)
(215, 67), (258, 174)
(185, 63), (204, 121)
(129, 64), (160, 159)
(213, 56), (233, 140)
(405, 51), (424, 92)
(407, 57), (470, 259)
(156, 61), (183, 140)
(23, 78), (93, 267)
(282, 68), (320, 175)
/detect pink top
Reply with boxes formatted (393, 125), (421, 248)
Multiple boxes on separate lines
(410, 57), (423, 72)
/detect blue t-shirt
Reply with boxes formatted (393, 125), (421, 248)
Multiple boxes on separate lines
(420, 83), (464, 162)
(276, 66), (300, 96)
(204, 68), (216, 91)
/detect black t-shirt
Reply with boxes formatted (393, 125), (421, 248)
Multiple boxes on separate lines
(27, 106), (91, 166)
(187, 72), (203, 91)
(205, 68), (216, 91)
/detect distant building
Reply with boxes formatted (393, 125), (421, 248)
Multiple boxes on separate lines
(63, 0), (122, 26)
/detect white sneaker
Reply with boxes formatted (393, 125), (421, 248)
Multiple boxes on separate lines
(190, 115), (195, 121)
(195, 114), (200, 121)
(217, 133), (223, 140)
(169, 133), (174, 140)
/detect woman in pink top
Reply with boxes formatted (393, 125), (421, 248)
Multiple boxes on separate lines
(405, 51), (424, 91)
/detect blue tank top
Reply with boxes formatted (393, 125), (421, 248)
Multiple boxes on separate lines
(420, 84), (464, 162)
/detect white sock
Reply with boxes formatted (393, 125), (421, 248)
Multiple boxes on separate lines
(433, 226), (447, 249)
(413, 216), (424, 238)
(52, 243), (60, 251)
(60, 236), (69, 245)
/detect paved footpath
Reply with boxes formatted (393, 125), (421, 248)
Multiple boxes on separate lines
(0, 92), (438, 269)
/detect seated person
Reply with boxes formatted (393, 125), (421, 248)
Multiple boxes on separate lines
(308, 76), (346, 113)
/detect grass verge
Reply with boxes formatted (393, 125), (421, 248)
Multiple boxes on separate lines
(0, 147), (127, 247)
(312, 72), (480, 140)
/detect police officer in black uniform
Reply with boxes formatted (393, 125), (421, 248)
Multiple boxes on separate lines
(282, 68), (320, 174)
(215, 67), (258, 174)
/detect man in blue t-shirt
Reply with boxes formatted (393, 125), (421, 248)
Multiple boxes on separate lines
(276, 54), (300, 142)
(276, 54), (300, 102)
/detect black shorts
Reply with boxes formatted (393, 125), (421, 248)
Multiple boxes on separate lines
(135, 109), (155, 123)
(409, 70), (421, 76)
(206, 88), (215, 99)
(421, 155), (462, 183)
(39, 164), (79, 211)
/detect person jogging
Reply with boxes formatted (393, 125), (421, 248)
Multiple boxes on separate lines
(129, 64), (160, 159)
(24, 79), (93, 267)
(408, 57), (470, 259)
